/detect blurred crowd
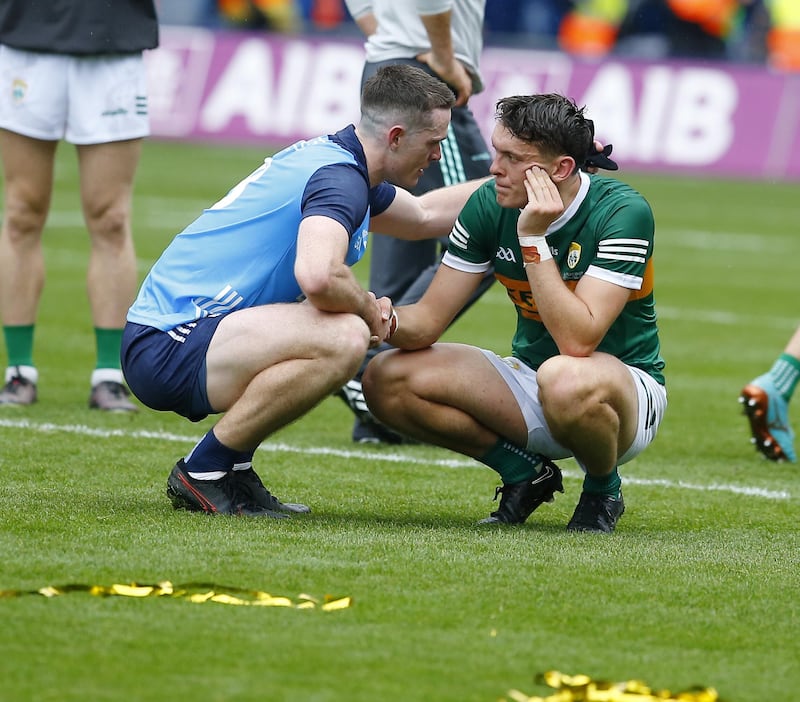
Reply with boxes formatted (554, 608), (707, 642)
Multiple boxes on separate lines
(156, 0), (800, 70)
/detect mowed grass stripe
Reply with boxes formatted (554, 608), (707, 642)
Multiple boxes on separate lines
(0, 418), (791, 501)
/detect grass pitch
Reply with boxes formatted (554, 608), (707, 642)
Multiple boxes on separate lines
(0, 140), (797, 702)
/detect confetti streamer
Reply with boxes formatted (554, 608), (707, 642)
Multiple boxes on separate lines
(0, 581), (351, 611)
(504, 670), (720, 702)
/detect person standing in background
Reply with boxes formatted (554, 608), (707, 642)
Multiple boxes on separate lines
(0, 0), (159, 410)
(339, 0), (495, 444)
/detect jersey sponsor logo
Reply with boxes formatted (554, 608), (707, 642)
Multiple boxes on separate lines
(496, 246), (517, 263)
(351, 227), (368, 259)
(567, 242), (581, 269)
(192, 285), (244, 318)
(496, 273), (578, 321)
(495, 273), (541, 321)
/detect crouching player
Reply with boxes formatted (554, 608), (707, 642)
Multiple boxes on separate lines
(363, 94), (667, 533)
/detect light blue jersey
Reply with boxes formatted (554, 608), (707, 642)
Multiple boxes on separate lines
(128, 126), (396, 331)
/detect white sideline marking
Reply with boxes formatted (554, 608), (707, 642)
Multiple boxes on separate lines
(0, 418), (791, 501)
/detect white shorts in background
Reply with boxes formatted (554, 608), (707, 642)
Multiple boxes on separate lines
(480, 349), (668, 467)
(0, 45), (150, 144)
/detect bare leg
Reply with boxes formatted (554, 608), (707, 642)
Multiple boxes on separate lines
(0, 130), (56, 328)
(783, 325), (800, 360)
(76, 139), (141, 329)
(206, 302), (373, 451)
(536, 353), (639, 478)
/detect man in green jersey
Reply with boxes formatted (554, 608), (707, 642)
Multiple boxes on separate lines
(362, 93), (666, 533)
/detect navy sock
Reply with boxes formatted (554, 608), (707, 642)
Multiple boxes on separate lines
(479, 438), (544, 484)
(184, 430), (239, 475)
(232, 449), (256, 471)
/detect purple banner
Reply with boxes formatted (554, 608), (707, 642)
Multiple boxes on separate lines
(146, 26), (800, 181)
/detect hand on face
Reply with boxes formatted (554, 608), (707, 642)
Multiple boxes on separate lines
(517, 167), (565, 236)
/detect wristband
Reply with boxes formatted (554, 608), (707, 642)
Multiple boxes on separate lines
(518, 234), (552, 265)
(387, 307), (399, 339)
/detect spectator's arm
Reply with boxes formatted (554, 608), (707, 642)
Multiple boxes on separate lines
(416, 6), (472, 106)
(344, 0), (377, 36)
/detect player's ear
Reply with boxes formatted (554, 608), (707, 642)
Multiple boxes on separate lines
(551, 155), (576, 182)
(387, 125), (405, 150)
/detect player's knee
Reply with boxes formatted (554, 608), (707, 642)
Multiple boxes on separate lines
(362, 349), (403, 418)
(327, 313), (371, 377)
(85, 203), (130, 245)
(539, 355), (610, 426)
(537, 355), (584, 415)
(3, 198), (48, 240)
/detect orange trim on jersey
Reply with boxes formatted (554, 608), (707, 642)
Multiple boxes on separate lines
(628, 258), (654, 300)
(495, 258), (654, 318)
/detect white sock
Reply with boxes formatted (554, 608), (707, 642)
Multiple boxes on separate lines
(91, 368), (124, 387)
(5, 365), (37, 384)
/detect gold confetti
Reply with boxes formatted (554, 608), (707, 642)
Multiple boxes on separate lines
(0, 581), (351, 611)
(502, 671), (720, 702)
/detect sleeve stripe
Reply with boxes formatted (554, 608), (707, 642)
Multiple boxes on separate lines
(585, 264), (643, 290)
(441, 251), (492, 273)
(449, 219), (470, 249)
(600, 245), (648, 256)
(599, 238), (649, 247)
(596, 252), (647, 264)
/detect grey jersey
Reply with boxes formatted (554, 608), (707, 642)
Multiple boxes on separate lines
(0, 0), (158, 55)
(345, 0), (485, 93)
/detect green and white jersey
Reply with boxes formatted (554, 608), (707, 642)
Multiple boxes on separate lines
(443, 172), (665, 385)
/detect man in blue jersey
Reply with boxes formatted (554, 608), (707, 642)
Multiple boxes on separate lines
(363, 93), (667, 533)
(121, 64), (487, 518)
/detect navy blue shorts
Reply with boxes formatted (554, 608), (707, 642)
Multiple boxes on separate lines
(121, 318), (224, 422)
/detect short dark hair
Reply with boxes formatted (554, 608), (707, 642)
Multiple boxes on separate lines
(361, 64), (455, 134)
(495, 94), (593, 170)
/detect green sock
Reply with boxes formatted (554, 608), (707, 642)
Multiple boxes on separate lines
(582, 467), (621, 499)
(94, 327), (124, 369)
(479, 438), (544, 484)
(769, 353), (800, 403)
(3, 325), (35, 367)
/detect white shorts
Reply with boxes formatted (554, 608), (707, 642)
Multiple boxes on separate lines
(481, 349), (667, 467)
(0, 45), (150, 144)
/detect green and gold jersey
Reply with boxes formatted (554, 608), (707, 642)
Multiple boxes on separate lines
(443, 172), (665, 385)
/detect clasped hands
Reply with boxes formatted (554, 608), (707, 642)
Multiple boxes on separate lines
(366, 293), (398, 347)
